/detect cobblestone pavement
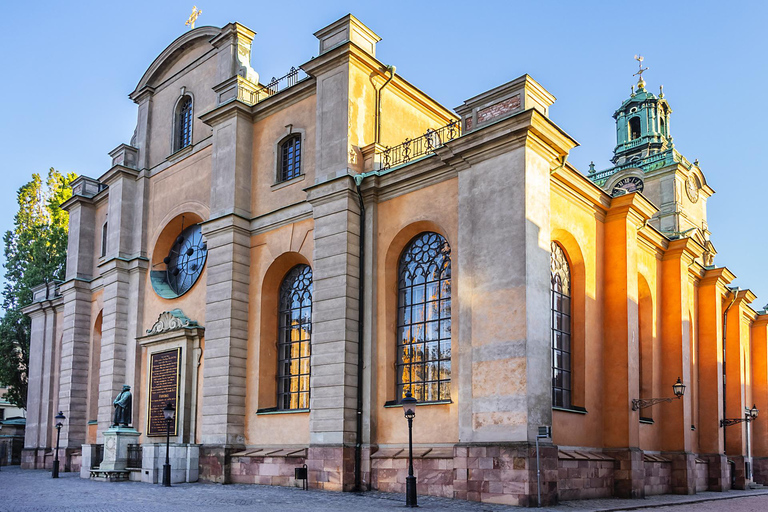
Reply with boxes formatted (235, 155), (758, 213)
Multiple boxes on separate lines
(2, 467), (768, 512)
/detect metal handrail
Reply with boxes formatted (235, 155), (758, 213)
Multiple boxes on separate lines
(379, 120), (461, 170)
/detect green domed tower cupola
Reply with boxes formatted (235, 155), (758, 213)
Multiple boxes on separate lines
(589, 56), (716, 263)
(612, 56), (673, 166)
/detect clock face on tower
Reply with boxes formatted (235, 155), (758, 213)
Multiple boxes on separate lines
(611, 176), (644, 196)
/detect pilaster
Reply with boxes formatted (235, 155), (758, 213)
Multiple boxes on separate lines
(304, 176), (361, 491)
(96, 166), (148, 439)
(659, 238), (700, 467)
(602, 194), (655, 499)
(752, 314), (768, 462)
(697, 267), (733, 455)
(199, 215), (251, 447)
(602, 194), (654, 450)
(21, 282), (62, 466)
(58, 279), (92, 449)
(724, 290), (755, 457)
(455, 129), (565, 445)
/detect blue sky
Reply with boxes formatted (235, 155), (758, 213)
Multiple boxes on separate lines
(1, 1), (766, 307)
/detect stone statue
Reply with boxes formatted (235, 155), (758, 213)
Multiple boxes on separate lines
(112, 385), (132, 427)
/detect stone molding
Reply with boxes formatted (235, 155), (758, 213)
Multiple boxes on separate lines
(145, 309), (201, 336)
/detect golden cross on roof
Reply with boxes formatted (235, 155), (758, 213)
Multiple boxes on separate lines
(633, 54), (649, 85)
(185, 6), (202, 30)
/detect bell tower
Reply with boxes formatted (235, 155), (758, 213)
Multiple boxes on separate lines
(589, 57), (716, 264)
(611, 56), (673, 167)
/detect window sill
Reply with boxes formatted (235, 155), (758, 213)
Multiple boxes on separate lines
(166, 144), (193, 163)
(271, 174), (305, 191)
(255, 407), (309, 416)
(552, 406), (588, 415)
(640, 417), (654, 425)
(383, 400), (452, 408)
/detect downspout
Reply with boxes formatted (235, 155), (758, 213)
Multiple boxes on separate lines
(374, 66), (396, 145)
(722, 287), (738, 454)
(353, 175), (367, 491)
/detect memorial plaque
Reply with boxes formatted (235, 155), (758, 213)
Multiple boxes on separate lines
(147, 348), (181, 436)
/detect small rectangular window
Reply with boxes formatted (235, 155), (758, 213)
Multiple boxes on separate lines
(101, 222), (108, 258)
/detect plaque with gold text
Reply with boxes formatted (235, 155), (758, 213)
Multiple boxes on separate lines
(147, 348), (181, 436)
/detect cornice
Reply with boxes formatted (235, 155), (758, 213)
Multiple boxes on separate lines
(60, 194), (95, 211)
(699, 266), (737, 289)
(199, 99), (255, 127)
(605, 192), (657, 226)
(304, 175), (358, 209)
(250, 201), (313, 235)
(130, 26), (221, 101)
(98, 165), (140, 186)
(252, 78), (317, 122)
(662, 237), (705, 263)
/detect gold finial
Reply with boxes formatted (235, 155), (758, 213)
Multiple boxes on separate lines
(633, 54), (649, 89)
(185, 6), (203, 30)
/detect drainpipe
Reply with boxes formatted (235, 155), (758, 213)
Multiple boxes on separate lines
(722, 287), (738, 454)
(353, 175), (367, 491)
(374, 66), (396, 145)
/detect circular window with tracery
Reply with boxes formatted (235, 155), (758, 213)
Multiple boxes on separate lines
(151, 223), (208, 299)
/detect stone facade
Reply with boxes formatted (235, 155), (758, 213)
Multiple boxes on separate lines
(19, 13), (768, 508)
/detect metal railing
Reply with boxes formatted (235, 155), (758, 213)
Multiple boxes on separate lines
(92, 444), (104, 469)
(379, 120), (461, 170)
(239, 67), (308, 105)
(127, 444), (142, 469)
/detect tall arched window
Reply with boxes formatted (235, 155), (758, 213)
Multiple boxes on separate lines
(279, 134), (302, 182)
(397, 232), (451, 403)
(174, 96), (193, 152)
(278, 265), (312, 410)
(551, 241), (572, 409)
(629, 116), (641, 140)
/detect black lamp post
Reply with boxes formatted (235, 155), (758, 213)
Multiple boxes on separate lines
(631, 377), (685, 411)
(162, 402), (175, 487)
(52, 411), (65, 478)
(402, 390), (418, 508)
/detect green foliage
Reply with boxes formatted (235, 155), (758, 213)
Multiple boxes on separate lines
(0, 168), (75, 409)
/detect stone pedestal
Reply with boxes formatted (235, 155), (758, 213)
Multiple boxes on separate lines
(97, 427), (140, 472)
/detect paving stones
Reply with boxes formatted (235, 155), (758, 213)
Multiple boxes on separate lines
(2, 467), (768, 512)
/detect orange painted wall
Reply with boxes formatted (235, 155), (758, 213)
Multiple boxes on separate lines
(373, 177), (459, 445)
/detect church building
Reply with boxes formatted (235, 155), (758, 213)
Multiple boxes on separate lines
(21, 14), (768, 506)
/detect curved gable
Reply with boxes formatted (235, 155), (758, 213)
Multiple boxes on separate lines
(130, 26), (221, 100)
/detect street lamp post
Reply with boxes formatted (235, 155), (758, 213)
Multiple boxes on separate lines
(162, 402), (175, 487)
(52, 411), (65, 478)
(402, 390), (418, 508)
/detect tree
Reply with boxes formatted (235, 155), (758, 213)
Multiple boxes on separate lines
(0, 168), (75, 409)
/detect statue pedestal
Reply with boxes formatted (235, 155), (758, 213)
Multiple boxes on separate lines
(98, 427), (140, 471)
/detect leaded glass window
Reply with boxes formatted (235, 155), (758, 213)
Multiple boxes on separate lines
(551, 241), (572, 408)
(175, 96), (193, 152)
(396, 232), (451, 403)
(279, 135), (302, 182)
(278, 265), (312, 410)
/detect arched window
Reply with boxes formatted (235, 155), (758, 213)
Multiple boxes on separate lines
(278, 134), (302, 182)
(397, 232), (451, 403)
(278, 265), (312, 410)
(551, 241), (571, 409)
(629, 117), (641, 140)
(174, 96), (193, 152)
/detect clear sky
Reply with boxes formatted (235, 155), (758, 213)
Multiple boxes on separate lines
(1, 1), (766, 308)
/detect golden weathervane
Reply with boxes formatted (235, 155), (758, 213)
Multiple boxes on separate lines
(185, 6), (203, 30)
(633, 54), (649, 87)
